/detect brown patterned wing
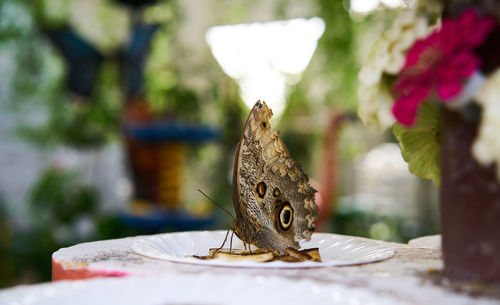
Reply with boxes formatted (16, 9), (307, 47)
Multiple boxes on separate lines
(231, 101), (318, 253)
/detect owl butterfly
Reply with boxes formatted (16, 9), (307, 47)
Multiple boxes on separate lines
(231, 101), (318, 253)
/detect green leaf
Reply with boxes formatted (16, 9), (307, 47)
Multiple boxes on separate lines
(393, 102), (441, 186)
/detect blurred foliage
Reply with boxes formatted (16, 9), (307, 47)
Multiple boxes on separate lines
(29, 168), (98, 225)
(17, 61), (122, 148)
(313, 0), (359, 110)
(274, 0), (365, 176)
(0, 0), (34, 38)
(199, 78), (247, 226)
(332, 208), (440, 243)
(0, 0), (201, 287)
(33, 0), (72, 29)
(0, 167), (156, 286)
(3, 0), (200, 150)
(0, 168), (98, 285)
(0, 0), (46, 111)
(144, 2), (204, 121)
(0, 195), (15, 286)
(1, 0), (123, 148)
(212, 0), (258, 25)
(278, 85), (319, 174)
(34, 0), (130, 53)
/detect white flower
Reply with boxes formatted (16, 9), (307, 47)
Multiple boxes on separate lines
(472, 69), (500, 180)
(357, 79), (395, 131)
(357, 10), (431, 131)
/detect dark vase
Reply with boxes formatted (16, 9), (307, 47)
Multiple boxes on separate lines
(440, 108), (500, 283)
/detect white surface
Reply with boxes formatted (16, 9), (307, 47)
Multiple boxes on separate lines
(132, 230), (395, 268)
(408, 235), (441, 249)
(3, 264), (498, 305)
(32, 233), (500, 305)
(0, 271), (411, 305)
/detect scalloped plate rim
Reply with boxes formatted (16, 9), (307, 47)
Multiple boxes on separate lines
(132, 230), (395, 268)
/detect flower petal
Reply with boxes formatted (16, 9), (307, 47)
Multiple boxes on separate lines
(473, 68), (500, 180)
(449, 51), (479, 77)
(392, 93), (423, 126)
(437, 80), (462, 100)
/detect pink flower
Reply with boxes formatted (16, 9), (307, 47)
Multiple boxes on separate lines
(392, 9), (496, 126)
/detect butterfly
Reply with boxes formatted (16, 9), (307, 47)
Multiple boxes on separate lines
(231, 101), (318, 253)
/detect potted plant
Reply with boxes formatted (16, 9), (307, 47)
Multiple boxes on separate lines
(357, 0), (500, 284)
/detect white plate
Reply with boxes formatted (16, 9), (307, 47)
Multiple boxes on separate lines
(132, 230), (394, 268)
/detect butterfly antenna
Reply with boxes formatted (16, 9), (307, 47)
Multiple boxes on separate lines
(197, 189), (236, 220)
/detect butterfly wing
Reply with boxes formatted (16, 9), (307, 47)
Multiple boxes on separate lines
(232, 101), (318, 253)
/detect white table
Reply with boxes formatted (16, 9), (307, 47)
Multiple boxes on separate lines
(1, 233), (498, 305)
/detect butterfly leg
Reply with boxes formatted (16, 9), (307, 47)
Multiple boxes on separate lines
(229, 231), (235, 254)
(241, 241), (250, 254)
(246, 231), (260, 254)
(214, 228), (230, 256)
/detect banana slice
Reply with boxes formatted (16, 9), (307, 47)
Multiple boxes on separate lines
(302, 248), (322, 262)
(284, 247), (312, 262)
(213, 250), (275, 263)
(190, 247), (321, 263)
